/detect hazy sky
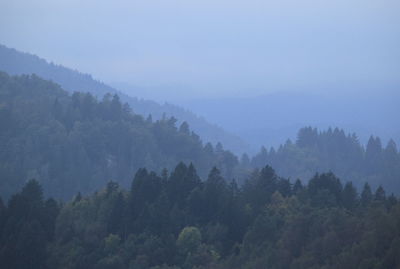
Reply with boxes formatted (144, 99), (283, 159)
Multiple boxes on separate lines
(1, 0), (399, 98)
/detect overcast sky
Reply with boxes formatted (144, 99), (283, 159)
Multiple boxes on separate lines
(1, 0), (399, 98)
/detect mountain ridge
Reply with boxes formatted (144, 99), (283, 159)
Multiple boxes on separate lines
(0, 44), (250, 155)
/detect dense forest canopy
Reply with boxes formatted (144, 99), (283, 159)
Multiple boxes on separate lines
(0, 164), (399, 269)
(0, 72), (238, 200)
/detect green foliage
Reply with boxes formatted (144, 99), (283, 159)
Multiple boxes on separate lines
(0, 69), (398, 268)
(177, 226), (202, 255)
(1, 164), (399, 269)
(342, 182), (358, 210)
(308, 173), (343, 207)
(0, 179), (59, 269)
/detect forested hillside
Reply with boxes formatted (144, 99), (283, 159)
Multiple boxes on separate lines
(1, 164), (399, 269)
(1, 1), (398, 268)
(0, 44), (249, 155)
(1, 71), (398, 200)
(0, 72), (238, 199)
(250, 127), (400, 193)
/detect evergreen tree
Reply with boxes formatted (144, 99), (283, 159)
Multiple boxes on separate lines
(361, 182), (373, 206)
(0, 164), (399, 269)
(342, 181), (358, 209)
(293, 179), (304, 194)
(365, 136), (383, 174)
(179, 121), (190, 135)
(308, 172), (343, 207)
(375, 186), (386, 201)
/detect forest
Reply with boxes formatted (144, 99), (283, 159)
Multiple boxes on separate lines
(1, 71), (399, 202)
(0, 67), (399, 269)
(0, 72), (238, 200)
(250, 127), (400, 192)
(1, 0), (399, 267)
(0, 163), (399, 269)
(0, 44), (249, 155)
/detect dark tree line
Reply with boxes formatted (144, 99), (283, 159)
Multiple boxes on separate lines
(1, 163), (399, 269)
(250, 126), (400, 193)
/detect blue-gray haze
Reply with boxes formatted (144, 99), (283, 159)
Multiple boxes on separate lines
(1, 0), (399, 149)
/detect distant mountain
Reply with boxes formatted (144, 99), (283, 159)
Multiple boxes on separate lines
(184, 90), (400, 152)
(0, 44), (249, 155)
(0, 72), (239, 199)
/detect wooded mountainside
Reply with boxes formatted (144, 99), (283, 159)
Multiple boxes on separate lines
(1, 71), (399, 200)
(0, 44), (249, 155)
(1, 1), (398, 267)
(0, 72), (238, 200)
(0, 70), (399, 269)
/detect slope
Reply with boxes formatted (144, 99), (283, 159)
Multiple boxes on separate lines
(0, 72), (238, 200)
(0, 44), (249, 155)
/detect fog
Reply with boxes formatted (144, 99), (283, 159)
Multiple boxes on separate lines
(1, 0), (399, 100)
(1, 2), (400, 265)
(1, 0), (399, 150)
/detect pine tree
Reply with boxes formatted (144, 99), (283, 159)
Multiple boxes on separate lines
(361, 183), (373, 206)
(375, 186), (386, 201)
(179, 121), (190, 135)
(342, 182), (358, 209)
(293, 179), (304, 194)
